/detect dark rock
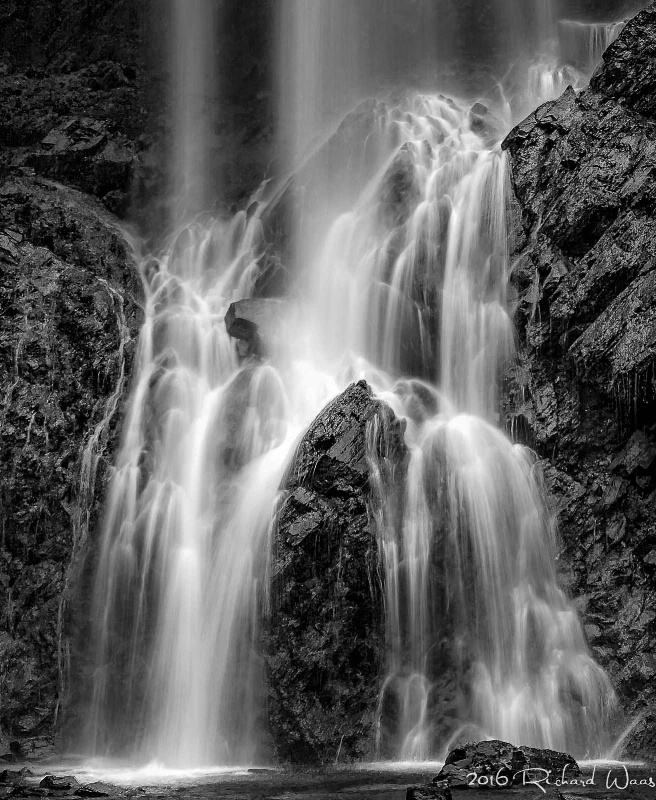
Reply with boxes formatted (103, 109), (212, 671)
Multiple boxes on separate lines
(407, 784), (452, 800)
(225, 298), (286, 359)
(0, 770), (32, 784)
(86, 62), (132, 92)
(39, 776), (79, 791)
(569, 271), (656, 391)
(469, 102), (505, 145)
(75, 783), (118, 798)
(435, 740), (580, 789)
(25, 118), (136, 205)
(611, 431), (656, 477)
(0, 175), (142, 755)
(10, 785), (50, 798)
(264, 380), (408, 763)
(621, 712), (656, 757)
(590, 3), (656, 119)
(504, 1), (656, 757)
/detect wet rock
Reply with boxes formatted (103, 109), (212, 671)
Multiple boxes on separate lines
(611, 431), (656, 477)
(622, 712), (656, 757)
(503, 1), (656, 757)
(590, 3), (656, 119)
(407, 784), (452, 800)
(569, 271), (656, 391)
(0, 175), (142, 756)
(86, 61), (132, 92)
(75, 783), (118, 798)
(225, 298), (286, 359)
(264, 380), (408, 763)
(0, 769), (33, 784)
(435, 740), (580, 789)
(25, 117), (136, 208)
(40, 776), (79, 791)
(10, 784), (50, 798)
(469, 102), (504, 146)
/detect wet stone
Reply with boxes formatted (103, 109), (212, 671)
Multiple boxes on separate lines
(407, 783), (452, 800)
(434, 740), (580, 789)
(0, 770), (33, 784)
(224, 298), (286, 359)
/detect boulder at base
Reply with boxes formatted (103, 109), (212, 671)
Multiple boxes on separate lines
(434, 740), (580, 789)
(264, 380), (408, 763)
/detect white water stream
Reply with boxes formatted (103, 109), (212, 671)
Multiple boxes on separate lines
(86, 0), (629, 767)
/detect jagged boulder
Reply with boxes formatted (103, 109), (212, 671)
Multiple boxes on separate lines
(503, 2), (656, 757)
(264, 380), (408, 763)
(0, 175), (142, 757)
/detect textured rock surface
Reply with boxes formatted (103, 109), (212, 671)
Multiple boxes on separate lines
(264, 381), (408, 763)
(434, 740), (580, 789)
(0, 175), (142, 758)
(503, 2), (656, 757)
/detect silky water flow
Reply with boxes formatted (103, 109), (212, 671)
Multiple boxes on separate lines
(86, 0), (629, 767)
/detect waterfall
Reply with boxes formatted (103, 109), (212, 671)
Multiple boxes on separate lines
(558, 18), (626, 75)
(276, 0), (621, 760)
(86, 0), (291, 766)
(169, 0), (219, 218)
(85, 0), (627, 767)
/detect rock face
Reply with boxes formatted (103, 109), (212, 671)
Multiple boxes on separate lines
(503, 2), (656, 757)
(264, 381), (408, 763)
(0, 175), (142, 758)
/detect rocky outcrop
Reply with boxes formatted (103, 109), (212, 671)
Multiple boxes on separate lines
(503, 2), (656, 757)
(0, 175), (142, 759)
(264, 381), (408, 763)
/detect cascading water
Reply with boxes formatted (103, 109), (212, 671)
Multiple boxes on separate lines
(276, 0), (624, 760)
(85, 0), (292, 766)
(558, 18), (627, 75)
(86, 0), (631, 768)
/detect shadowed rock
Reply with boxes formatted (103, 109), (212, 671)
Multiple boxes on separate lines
(407, 783), (452, 800)
(434, 740), (580, 789)
(264, 380), (408, 764)
(503, 1), (656, 758)
(0, 175), (142, 759)
(225, 298), (286, 358)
